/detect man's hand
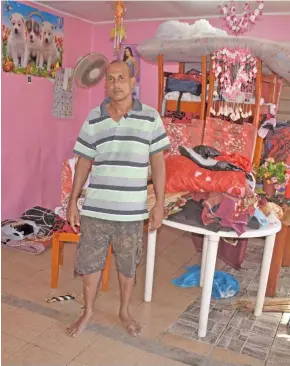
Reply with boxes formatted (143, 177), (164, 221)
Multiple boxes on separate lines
(149, 203), (164, 232)
(67, 200), (81, 233)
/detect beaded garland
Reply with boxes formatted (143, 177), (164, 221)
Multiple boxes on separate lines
(219, 1), (264, 36)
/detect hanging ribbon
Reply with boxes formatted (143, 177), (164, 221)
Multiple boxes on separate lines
(110, 0), (126, 58)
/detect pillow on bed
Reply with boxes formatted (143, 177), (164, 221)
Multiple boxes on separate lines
(165, 155), (247, 197)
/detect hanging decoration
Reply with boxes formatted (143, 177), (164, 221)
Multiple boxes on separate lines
(210, 47), (258, 123)
(110, 0), (126, 58)
(219, 1), (264, 36)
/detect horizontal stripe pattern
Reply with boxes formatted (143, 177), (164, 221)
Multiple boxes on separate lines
(94, 151), (149, 164)
(128, 114), (155, 122)
(93, 160), (148, 168)
(77, 137), (93, 149)
(88, 184), (147, 192)
(89, 116), (110, 125)
(81, 210), (149, 222)
(82, 206), (148, 215)
(89, 175), (146, 188)
(85, 198), (146, 211)
(73, 100), (170, 221)
(94, 135), (150, 148)
(92, 126), (153, 146)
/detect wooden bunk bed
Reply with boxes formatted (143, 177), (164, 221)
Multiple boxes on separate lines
(157, 54), (207, 119)
(204, 57), (263, 162)
(253, 73), (283, 167)
(157, 49), (283, 168)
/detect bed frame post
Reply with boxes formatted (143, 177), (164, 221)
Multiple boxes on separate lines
(178, 62), (185, 73)
(201, 55), (207, 121)
(252, 58), (263, 167)
(206, 56), (214, 118)
(158, 54), (164, 114)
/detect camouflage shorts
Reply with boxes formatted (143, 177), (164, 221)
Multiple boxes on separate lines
(75, 216), (144, 278)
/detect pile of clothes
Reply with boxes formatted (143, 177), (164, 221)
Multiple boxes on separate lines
(163, 145), (281, 236)
(1, 206), (66, 254)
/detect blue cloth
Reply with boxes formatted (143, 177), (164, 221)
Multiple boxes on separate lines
(171, 264), (240, 300)
(254, 207), (269, 227)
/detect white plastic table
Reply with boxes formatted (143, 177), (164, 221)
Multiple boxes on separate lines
(144, 220), (281, 338)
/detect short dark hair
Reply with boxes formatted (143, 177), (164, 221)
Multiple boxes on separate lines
(105, 60), (132, 78)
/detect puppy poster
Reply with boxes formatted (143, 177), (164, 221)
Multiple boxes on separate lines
(2, 1), (64, 79)
(119, 44), (140, 99)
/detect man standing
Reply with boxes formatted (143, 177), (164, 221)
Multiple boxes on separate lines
(67, 61), (170, 338)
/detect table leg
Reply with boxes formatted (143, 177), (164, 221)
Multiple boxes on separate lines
(254, 234), (276, 317)
(198, 235), (219, 338)
(200, 236), (209, 287)
(266, 225), (287, 297)
(144, 229), (157, 302)
(282, 225), (290, 267)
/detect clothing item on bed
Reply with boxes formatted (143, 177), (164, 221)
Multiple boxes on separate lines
(263, 120), (290, 165)
(179, 145), (254, 183)
(202, 192), (258, 235)
(258, 118), (277, 139)
(169, 196), (260, 235)
(146, 184), (188, 214)
(165, 92), (202, 102)
(253, 207), (270, 227)
(165, 155), (248, 197)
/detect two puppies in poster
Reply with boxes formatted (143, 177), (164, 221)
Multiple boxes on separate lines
(2, 1), (64, 78)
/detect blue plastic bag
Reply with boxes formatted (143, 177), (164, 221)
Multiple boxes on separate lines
(171, 264), (240, 300)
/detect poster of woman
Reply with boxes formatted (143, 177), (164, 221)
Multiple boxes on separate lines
(120, 44), (140, 98)
(2, 1), (64, 79)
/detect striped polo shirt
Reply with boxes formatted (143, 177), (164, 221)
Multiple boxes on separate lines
(73, 98), (170, 222)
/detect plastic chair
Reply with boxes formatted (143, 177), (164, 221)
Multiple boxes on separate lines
(51, 232), (112, 290)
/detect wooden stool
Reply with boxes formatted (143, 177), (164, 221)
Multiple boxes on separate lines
(51, 232), (112, 290)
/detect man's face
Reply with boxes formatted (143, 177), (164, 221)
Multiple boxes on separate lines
(105, 62), (135, 101)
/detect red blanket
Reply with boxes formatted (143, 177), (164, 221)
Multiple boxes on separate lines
(165, 155), (247, 197)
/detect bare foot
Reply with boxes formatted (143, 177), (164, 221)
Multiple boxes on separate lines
(119, 312), (142, 337)
(67, 312), (92, 338)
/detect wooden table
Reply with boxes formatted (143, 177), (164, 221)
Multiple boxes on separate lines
(266, 223), (290, 297)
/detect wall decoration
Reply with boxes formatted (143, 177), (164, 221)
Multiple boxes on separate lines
(52, 68), (73, 119)
(2, 1), (64, 79)
(219, 1), (264, 36)
(120, 44), (140, 99)
(210, 47), (257, 122)
(110, 0), (126, 58)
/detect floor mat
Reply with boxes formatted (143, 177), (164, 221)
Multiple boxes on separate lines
(168, 238), (290, 365)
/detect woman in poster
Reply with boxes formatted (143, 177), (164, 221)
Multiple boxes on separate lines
(122, 46), (139, 80)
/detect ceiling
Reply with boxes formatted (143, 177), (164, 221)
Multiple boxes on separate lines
(36, 1), (290, 24)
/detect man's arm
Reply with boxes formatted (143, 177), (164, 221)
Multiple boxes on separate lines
(150, 151), (166, 208)
(70, 157), (92, 202)
(68, 116), (97, 231)
(148, 113), (170, 231)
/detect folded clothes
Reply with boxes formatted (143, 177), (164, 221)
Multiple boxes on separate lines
(169, 191), (259, 236)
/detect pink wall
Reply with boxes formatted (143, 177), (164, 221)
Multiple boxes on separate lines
(92, 15), (290, 109)
(2, 10), (290, 220)
(1, 2), (94, 219)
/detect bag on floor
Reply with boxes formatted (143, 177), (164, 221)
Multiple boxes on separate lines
(20, 206), (57, 237)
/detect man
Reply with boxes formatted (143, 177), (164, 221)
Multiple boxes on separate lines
(67, 60), (170, 338)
